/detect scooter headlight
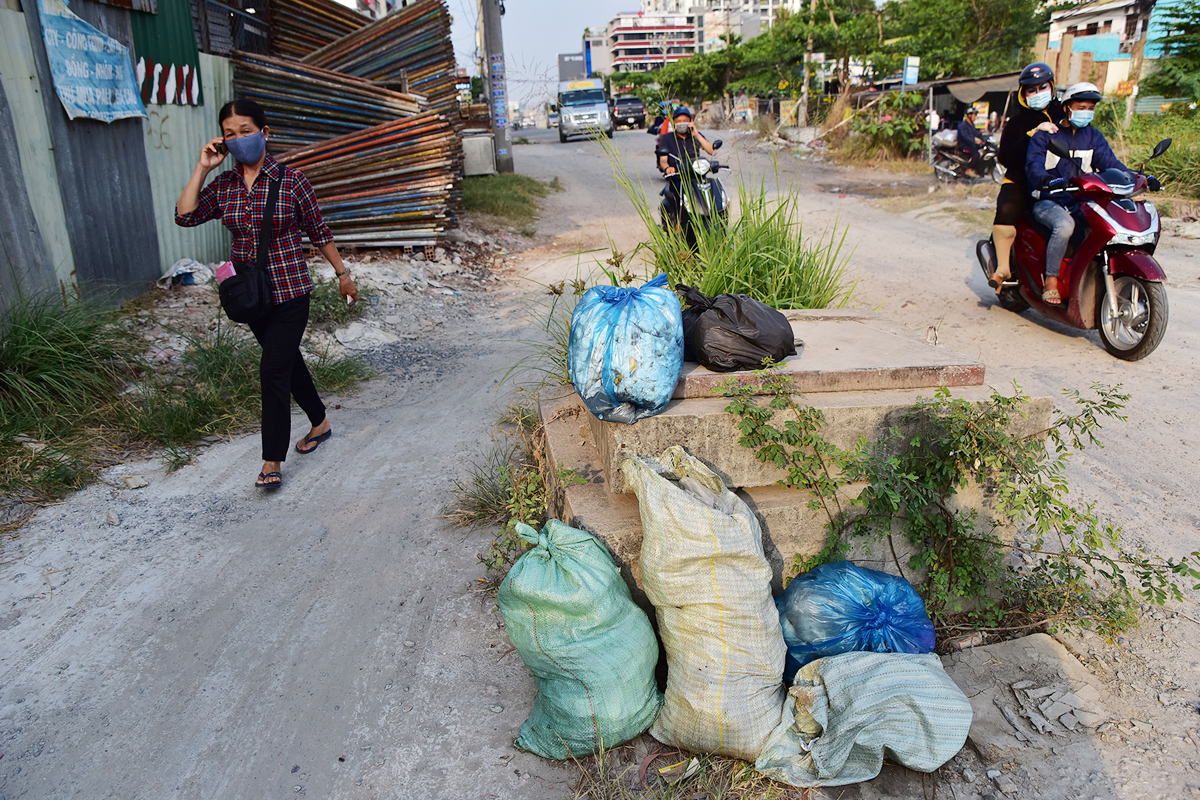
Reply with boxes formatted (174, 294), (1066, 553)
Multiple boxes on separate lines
(691, 158), (711, 176)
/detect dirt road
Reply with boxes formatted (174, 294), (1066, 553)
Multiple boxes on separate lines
(1, 127), (1196, 799)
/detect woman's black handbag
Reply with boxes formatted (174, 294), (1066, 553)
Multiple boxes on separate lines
(219, 177), (280, 324)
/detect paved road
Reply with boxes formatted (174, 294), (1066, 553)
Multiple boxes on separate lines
(1, 126), (1196, 799)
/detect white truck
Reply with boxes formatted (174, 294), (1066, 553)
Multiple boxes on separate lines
(554, 78), (613, 143)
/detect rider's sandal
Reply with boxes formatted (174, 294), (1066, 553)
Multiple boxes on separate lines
(1042, 287), (1065, 306)
(987, 270), (1011, 289)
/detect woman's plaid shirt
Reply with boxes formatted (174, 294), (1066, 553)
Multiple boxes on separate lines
(175, 155), (333, 304)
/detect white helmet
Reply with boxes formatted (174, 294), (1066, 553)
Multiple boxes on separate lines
(1062, 82), (1102, 104)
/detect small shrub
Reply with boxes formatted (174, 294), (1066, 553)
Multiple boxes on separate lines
(719, 370), (1200, 638)
(308, 267), (369, 328)
(849, 91), (928, 159)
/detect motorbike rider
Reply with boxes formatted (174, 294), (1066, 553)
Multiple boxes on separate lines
(957, 107), (986, 176)
(658, 107), (715, 174)
(1025, 82), (1129, 306)
(647, 101), (670, 136)
(658, 107), (716, 229)
(989, 62), (1064, 295)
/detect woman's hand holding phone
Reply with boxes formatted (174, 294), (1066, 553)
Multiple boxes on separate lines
(198, 137), (228, 171)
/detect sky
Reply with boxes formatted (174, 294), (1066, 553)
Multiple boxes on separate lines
(446, 0), (632, 109)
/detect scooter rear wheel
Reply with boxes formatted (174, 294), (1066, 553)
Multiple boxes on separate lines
(932, 155), (955, 183)
(1098, 275), (1168, 360)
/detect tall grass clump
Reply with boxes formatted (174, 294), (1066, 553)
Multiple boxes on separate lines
(0, 292), (130, 433)
(126, 320), (373, 448)
(601, 136), (856, 309)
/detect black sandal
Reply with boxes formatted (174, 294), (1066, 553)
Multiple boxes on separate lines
(296, 429), (332, 454)
(256, 471), (283, 489)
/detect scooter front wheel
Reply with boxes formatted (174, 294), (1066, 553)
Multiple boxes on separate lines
(1098, 275), (1168, 360)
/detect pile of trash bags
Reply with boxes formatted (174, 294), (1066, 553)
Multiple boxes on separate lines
(498, 445), (972, 789)
(566, 276), (799, 425)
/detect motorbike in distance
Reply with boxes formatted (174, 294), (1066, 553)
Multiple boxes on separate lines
(977, 137), (1172, 361)
(932, 129), (1003, 184)
(656, 139), (729, 249)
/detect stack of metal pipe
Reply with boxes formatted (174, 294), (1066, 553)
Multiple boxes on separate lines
(268, 0), (369, 60)
(276, 112), (459, 246)
(300, 0), (459, 114)
(233, 52), (428, 151)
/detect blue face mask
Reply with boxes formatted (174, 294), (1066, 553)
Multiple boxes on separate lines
(225, 131), (266, 165)
(1069, 109), (1094, 128)
(1026, 89), (1052, 110)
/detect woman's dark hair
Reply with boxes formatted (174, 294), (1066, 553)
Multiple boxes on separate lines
(218, 98), (267, 130)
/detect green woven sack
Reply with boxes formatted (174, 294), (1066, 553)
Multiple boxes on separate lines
(498, 520), (663, 760)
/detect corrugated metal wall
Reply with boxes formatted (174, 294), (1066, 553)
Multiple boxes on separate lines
(0, 8), (77, 300)
(21, 0), (163, 304)
(0, 76), (54, 310)
(143, 53), (233, 275)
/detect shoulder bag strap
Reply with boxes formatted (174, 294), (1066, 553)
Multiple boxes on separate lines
(256, 176), (282, 273)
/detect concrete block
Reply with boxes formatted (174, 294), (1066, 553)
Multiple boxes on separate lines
(590, 387), (1053, 494)
(544, 389), (942, 596)
(673, 309), (985, 399)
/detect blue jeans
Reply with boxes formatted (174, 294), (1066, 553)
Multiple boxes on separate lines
(1032, 200), (1075, 278)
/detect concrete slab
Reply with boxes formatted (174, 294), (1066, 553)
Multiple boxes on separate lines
(673, 310), (985, 399)
(543, 388), (931, 596)
(941, 633), (1131, 768)
(589, 388), (1053, 494)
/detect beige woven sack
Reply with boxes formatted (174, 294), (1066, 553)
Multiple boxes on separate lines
(622, 446), (786, 761)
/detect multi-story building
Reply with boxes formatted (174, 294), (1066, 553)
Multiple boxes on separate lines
(607, 10), (702, 72)
(602, 0), (798, 73)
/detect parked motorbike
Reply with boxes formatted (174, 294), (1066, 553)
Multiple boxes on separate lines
(656, 139), (729, 249)
(932, 129), (1003, 184)
(976, 138), (1172, 361)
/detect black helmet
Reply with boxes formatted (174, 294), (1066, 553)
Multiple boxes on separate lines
(1019, 62), (1054, 87)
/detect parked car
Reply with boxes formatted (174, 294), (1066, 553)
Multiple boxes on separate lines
(613, 96), (646, 130)
(548, 111), (560, 127)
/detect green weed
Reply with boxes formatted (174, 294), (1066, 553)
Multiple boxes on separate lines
(461, 173), (551, 225)
(718, 370), (1200, 639)
(308, 267), (370, 328)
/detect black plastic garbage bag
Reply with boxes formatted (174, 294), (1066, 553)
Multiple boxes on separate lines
(676, 284), (797, 372)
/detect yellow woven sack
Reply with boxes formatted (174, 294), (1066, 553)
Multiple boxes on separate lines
(622, 446), (787, 761)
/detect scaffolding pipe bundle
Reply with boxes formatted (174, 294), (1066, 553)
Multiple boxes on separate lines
(232, 52), (428, 152)
(301, 0), (459, 113)
(277, 113), (460, 246)
(268, 0), (369, 60)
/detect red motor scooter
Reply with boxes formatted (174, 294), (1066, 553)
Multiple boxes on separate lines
(977, 138), (1172, 361)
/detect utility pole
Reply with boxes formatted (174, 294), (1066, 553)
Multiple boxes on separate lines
(478, 0), (514, 173)
(798, 0), (816, 126)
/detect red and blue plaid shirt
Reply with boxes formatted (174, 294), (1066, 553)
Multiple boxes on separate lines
(175, 155), (333, 304)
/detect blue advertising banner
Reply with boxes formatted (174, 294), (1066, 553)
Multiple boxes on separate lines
(36, 0), (148, 123)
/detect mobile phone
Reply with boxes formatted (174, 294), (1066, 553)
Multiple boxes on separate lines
(215, 141), (228, 155)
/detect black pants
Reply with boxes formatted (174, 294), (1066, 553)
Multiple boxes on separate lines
(248, 294), (325, 462)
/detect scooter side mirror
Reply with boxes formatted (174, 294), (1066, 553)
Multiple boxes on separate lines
(1150, 138), (1172, 159)
(712, 139), (723, 150)
(1046, 139), (1072, 160)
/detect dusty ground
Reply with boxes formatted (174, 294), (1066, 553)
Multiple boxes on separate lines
(0, 127), (1197, 799)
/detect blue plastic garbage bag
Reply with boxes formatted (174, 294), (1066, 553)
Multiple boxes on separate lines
(776, 561), (935, 680)
(567, 274), (683, 424)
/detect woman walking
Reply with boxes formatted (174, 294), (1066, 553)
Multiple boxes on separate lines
(175, 99), (357, 489)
